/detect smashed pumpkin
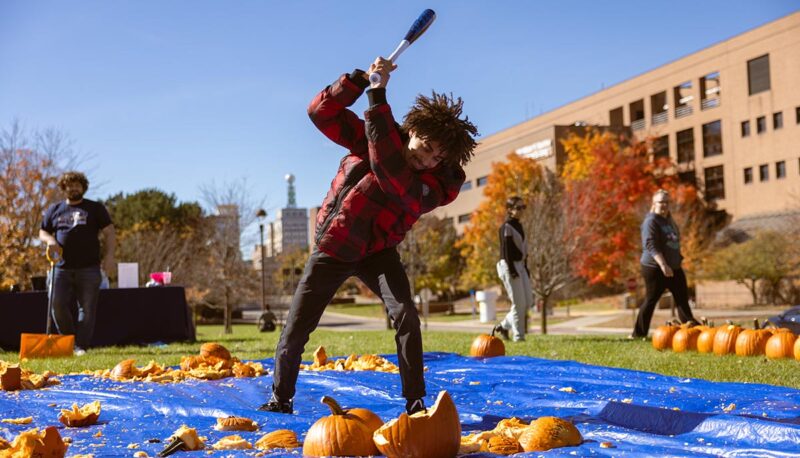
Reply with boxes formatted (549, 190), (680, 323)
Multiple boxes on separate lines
(518, 416), (582, 452)
(254, 429), (300, 450)
(2, 427), (67, 457)
(0, 364), (21, 391)
(211, 435), (253, 450)
(58, 401), (101, 427)
(373, 390), (461, 458)
(215, 416), (258, 432)
(303, 396), (379, 457)
(159, 425), (205, 456)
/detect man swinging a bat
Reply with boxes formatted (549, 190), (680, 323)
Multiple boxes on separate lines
(260, 57), (478, 415)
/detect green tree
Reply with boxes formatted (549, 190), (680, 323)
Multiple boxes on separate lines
(705, 231), (799, 305)
(104, 188), (202, 231)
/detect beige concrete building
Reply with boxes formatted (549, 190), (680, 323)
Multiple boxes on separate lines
(432, 12), (800, 232)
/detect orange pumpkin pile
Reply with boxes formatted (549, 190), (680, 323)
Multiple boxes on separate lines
(650, 318), (800, 361)
(300, 346), (400, 373)
(91, 343), (266, 382)
(0, 360), (60, 391)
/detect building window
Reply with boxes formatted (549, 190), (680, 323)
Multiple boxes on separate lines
(756, 116), (766, 134)
(773, 112), (783, 130)
(476, 176), (488, 187)
(678, 171), (696, 185)
(676, 128), (694, 163)
(460, 181), (472, 192)
(457, 213), (471, 224)
(609, 107), (623, 127)
(651, 91), (668, 125)
(702, 120), (722, 157)
(630, 99), (645, 130)
(652, 135), (669, 160)
(747, 54), (771, 95)
(796, 106), (800, 124)
(673, 81), (693, 118)
(743, 167), (753, 184)
(704, 165), (725, 200)
(759, 164), (769, 182)
(700, 71), (720, 110)
(777, 161), (786, 179)
(741, 120), (750, 137)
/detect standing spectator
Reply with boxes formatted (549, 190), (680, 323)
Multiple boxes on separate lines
(494, 196), (534, 342)
(630, 189), (698, 339)
(39, 171), (115, 355)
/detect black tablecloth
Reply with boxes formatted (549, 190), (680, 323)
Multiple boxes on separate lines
(0, 286), (195, 350)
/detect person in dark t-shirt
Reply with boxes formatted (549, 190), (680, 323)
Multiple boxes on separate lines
(39, 171), (115, 354)
(630, 189), (698, 339)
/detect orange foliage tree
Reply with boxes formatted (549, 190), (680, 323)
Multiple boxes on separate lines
(0, 123), (79, 289)
(457, 153), (542, 288)
(561, 129), (721, 287)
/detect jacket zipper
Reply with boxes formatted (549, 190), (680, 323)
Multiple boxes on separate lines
(316, 160), (370, 245)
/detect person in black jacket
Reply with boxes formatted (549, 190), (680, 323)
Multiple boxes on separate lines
(494, 196), (534, 341)
(630, 189), (699, 339)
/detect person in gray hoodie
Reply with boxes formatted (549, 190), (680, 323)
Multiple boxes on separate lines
(631, 189), (699, 338)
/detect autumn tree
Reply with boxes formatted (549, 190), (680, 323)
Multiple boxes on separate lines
(457, 153), (543, 289)
(0, 121), (81, 289)
(561, 129), (719, 287)
(398, 215), (463, 299)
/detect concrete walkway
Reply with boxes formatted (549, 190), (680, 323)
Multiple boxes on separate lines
(243, 304), (785, 337)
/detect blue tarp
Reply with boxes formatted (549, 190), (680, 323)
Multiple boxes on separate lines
(2, 352), (800, 456)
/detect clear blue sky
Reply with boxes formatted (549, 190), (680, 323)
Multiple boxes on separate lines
(2, 1), (798, 218)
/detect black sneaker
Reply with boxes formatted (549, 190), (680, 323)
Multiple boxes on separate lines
(492, 324), (510, 341)
(405, 398), (427, 415)
(258, 394), (293, 414)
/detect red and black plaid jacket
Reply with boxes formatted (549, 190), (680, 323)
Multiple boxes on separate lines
(309, 71), (465, 262)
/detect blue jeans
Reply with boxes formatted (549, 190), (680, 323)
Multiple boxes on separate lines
(49, 266), (102, 348)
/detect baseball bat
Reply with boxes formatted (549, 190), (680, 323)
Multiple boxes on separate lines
(369, 9), (436, 85)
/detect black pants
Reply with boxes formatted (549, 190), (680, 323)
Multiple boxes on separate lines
(632, 265), (697, 337)
(271, 247), (425, 402)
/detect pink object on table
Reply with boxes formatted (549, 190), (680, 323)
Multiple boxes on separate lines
(149, 272), (171, 284)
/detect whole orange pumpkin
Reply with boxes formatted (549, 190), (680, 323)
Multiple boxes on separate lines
(651, 322), (680, 351)
(713, 324), (741, 355)
(373, 390), (461, 458)
(734, 328), (771, 357)
(697, 326), (718, 353)
(672, 327), (704, 352)
(200, 343), (232, 361)
(470, 333), (505, 358)
(765, 331), (797, 359)
(794, 336), (800, 361)
(303, 396), (379, 457)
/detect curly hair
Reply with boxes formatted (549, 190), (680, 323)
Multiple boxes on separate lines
(58, 171), (89, 192)
(402, 91), (478, 167)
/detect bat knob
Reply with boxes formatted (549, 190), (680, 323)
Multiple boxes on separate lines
(368, 72), (382, 85)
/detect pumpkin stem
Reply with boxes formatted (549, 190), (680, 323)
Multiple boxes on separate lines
(701, 316), (708, 326)
(753, 318), (760, 330)
(321, 396), (346, 416)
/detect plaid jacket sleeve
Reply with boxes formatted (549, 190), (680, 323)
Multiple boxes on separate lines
(307, 71), (370, 151)
(364, 102), (466, 218)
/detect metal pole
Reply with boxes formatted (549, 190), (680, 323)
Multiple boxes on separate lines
(259, 223), (267, 313)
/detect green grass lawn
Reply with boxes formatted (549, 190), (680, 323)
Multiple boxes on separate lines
(2, 324), (798, 389)
(329, 303), (570, 325)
